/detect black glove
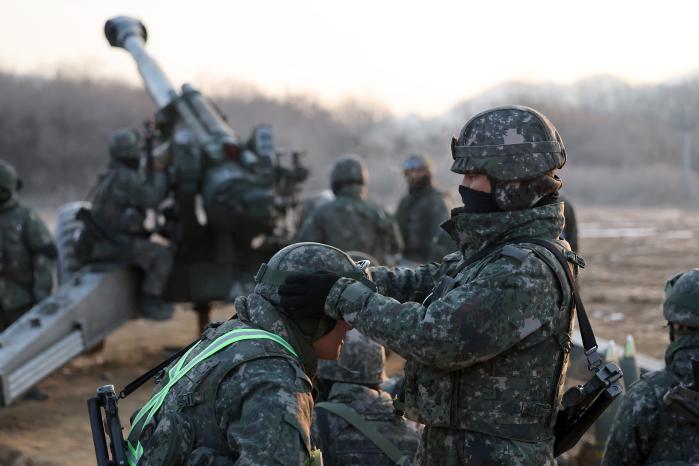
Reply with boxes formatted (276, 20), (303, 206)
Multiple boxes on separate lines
(278, 271), (341, 318)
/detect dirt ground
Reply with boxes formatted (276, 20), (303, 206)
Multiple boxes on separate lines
(0, 206), (697, 465)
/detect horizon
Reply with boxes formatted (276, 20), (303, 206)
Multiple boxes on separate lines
(2, 0), (699, 116)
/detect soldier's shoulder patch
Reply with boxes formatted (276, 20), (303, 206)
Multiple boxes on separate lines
(499, 244), (530, 265)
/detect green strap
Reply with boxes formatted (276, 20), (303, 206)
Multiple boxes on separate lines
(125, 328), (298, 466)
(315, 402), (412, 466)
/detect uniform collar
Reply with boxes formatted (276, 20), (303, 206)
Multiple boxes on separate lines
(665, 334), (699, 384)
(440, 201), (565, 257)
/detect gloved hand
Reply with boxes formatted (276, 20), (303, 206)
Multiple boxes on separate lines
(278, 271), (341, 318)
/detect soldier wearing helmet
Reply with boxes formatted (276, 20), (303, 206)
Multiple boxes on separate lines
(280, 106), (577, 464)
(126, 242), (367, 466)
(395, 153), (453, 264)
(0, 160), (56, 332)
(296, 155), (403, 265)
(312, 329), (421, 465)
(85, 128), (173, 318)
(602, 269), (699, 465)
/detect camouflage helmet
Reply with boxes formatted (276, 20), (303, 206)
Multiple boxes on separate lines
(663, 269), (699, 327)
(330, 154), (368, 189)
(0, 160), (19, 194)
(109, 128), (142, 161)
(402, 153), (434, 173)
(451, 105), (566, 210)
(254, 242), (374, 340)
(317, 329), (385, 385)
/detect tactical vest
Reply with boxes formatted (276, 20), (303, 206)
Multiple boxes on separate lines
(126, 323), (312, 466)
(403, 240), (574, 442)
(316, 389), (419, 466)
(635, 370), (699, 463)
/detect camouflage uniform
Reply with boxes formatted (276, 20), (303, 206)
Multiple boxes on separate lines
(313, 330), (421, 465)
(0, 160), (55, 331)
(127, 242), (367, 466)
(281, 107), (574, 465)
(602, 269), (699, 465)
(395, 154), (453, 264)
(89, 128), (172, 298)
(296, 155), (403, 265)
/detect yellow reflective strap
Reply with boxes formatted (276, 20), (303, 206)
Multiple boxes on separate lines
(126, 328), (298, 465)
(130, 340), (202, 433)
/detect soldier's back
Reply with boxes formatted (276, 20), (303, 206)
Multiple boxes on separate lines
(396, 186), (450, 263)
(298, 195), (392, 261)
(314, 383), (420, 466)
(128, 318), (313, 466)
(603, 368), (699, 465)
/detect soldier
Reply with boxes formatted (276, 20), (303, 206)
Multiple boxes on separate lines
(395, 154), (452, 263)
(296, 155), (403, 265)
(313, 329), (421, 465)
(0, 160), (56, 401)
(87, 128), (173, 318)
(280, 106), (576, 465)
(602, 269), (699, 465)
(0, 160), (55, 331)
(125, 242), (365, 466)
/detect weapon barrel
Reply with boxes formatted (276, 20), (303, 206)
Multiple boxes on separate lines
(105, 16), (177, 109)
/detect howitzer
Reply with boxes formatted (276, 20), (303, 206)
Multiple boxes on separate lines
(0, 18), (308, 407)
(105, 16), (307, 304)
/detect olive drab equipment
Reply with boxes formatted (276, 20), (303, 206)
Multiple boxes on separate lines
(87, 328), (302, 466)
(330, 155), (368, 193)
(102, 16), (309, 304)
(663, 269), (699, 327)
(109, 128), (141, 161)
(317, 329), (385, 386)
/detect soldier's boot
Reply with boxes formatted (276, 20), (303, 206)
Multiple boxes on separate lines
(138, 293), (174, 321)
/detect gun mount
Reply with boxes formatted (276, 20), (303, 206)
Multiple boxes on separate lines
(103, 16), (308, 303)
(0, 18), (308, 407)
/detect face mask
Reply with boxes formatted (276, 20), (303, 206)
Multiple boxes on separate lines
(458, 185), (500, 213)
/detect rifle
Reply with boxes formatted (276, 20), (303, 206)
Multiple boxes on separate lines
(87, 385), (127, 466)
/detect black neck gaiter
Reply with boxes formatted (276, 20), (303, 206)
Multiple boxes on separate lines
(459, 185), (500, 213)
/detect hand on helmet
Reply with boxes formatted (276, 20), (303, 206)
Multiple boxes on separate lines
(278, 271), (341, 318)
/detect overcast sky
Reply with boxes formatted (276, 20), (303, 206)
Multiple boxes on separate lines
(1, 0), (698, 116)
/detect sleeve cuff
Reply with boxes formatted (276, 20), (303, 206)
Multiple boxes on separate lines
(324, 277), (375, 324)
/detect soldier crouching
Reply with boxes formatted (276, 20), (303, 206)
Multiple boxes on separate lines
(125, 242), (371, 466)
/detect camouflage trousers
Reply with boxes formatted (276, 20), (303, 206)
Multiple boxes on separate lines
(92, 237), (173, 296)
(414, 426), (556, 466)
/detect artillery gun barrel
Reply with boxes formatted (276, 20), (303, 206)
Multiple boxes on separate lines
(104, 16), (176, 109)
(105, 16), (240, 160)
